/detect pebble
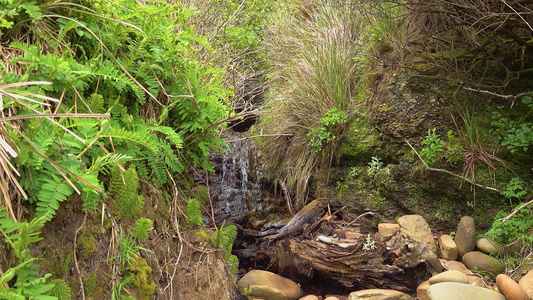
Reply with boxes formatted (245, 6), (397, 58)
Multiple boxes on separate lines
(299, 296), (319, 300)
(438, 234), (458, 261)
(318, 235), (333, 245)
(496, 274), (529, 300)
(462, 251), (505, 276)
(476, 238), (503, 255)
(417, 280), (431, 300)
(378, 223), (400, 237)
(455, 216), (476, 258)
(518, 270), (533, 299)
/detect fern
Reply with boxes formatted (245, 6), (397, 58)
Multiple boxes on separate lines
(226, 254), (239, 277)
(109, 165), (144, 219)
(186, 198), (203, 226)
(133, 218), (153, 242)
(36, 177), (74, 221)
(47, 279), (72, 300)
(210, 220), (237, 259)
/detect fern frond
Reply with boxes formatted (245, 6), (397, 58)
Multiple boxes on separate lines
(36, 177), (74, 221)
(147, 153), (167, 185)
(186, 198), (202, 226)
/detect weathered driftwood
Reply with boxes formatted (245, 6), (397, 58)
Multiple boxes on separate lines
(260, 199), (328, 241)
(275, 232), (442, 293)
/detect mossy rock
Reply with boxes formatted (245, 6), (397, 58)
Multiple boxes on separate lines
(126, 257), (156, 300)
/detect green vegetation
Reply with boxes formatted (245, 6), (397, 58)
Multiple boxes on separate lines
(260, 0), (362, 207)
(47, 279), (72, 300)
(187, 198), (203, 226)
(110, 165), (144, 220)
(133, 218), (153, 242)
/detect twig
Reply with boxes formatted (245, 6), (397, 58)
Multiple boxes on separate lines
(463, 87), (533, 100)
(225, 134), (293, 143)
(344, 211), (374, 228)
(498, 197), (533, 222)
(405, 139), (502, 193)
(278, 179), (295, 216)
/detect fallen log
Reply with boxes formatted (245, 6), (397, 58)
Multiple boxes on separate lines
(276, 232), (442, 293)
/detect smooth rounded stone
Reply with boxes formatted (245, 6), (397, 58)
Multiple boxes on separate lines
(496, 274), (529, 300)
(429, 270), (469, 284)
(378, 223), (400, 237)
(397, 215), (438, 254)
(428, 282), (506, 300)
(476, 238), (503, 255)
(299, 296), (319, 300)
(444, 260), (470, 273)
(325, 297), (341, 300)
(237, 270), (302, 300)
(468, 275), (485, 287)
(519, 269), (533, 299)
(462, 251), (505, 276)
(347, 289), (411, 300)
(345, 230), (363, 240)
(438, 234), (458, 261)
(318, 235), (333, 245)
(455, 216), (476, 258)
(417, 280), (430, 300)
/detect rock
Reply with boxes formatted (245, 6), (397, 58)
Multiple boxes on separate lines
(378, 223), (400, 237)
(444, 260), (470, 273)
(428, 282), (506, 300)
(455, 216), (476, 258)
(299, 296), (319, 300)
(347, 289), (411, 300)
(438, 235), (458, 261)
(345, 230), (363, 240)
(397, 215), (438, 254)
(462, 251), (505, 276)
(476, 238), (503, 255)
(519, 269), (533, 299)
(468, 275), (485, 287)
(325, 295), (346, 300)
(417, 280), (430, 300)
(237, 270), (302, 300)
(325, 297), (341, 300)
(318, 235), (333, 245)
(496, 274), (529, 300)
(429, 270), (469, 284)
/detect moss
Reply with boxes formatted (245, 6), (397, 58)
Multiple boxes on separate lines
(78, 233), (97, 260)
(127, 257), (156, 300)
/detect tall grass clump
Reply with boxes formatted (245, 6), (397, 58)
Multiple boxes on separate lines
(260, 0), (363, 208)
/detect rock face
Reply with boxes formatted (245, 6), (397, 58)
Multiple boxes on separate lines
(397, 215), (437, 254)
(476, 238), (503, 255)
(237, 270), (302, 300)
(347, 289), (411, 300)
(519, 270), (533, 299)
(496, 274), (529, 300)
(429, 270), (469, 284)
(438, 234), (457, 261)
(428, 282), (506, 300)
(455, 216), (476, 258)
(462, 251), (505, 276)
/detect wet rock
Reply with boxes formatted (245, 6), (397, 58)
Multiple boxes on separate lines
(444, 260), (470, 273)
(347, 289), (411, 300)
(455, 216), (476, 258)
(518, 270), (533, 299)
(476, 238), (503, 256)
(416, 280), (430, 300)
(397, 215), (437, 254)
(438, 234), (457, 261)
(378, 223), (400, 238)
(497, 274), (529, 300)
(428, 282), (506, 300)
(237, 270), (302, 300)
(462, 251), (505, 276)
(299, 295), (319, 300)
(429, 270), (469, 284)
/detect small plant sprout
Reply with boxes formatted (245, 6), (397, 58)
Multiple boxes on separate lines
(367, 156), (383, 177)
(363, 234), (377, 251)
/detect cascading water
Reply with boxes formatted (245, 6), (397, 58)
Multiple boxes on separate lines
(210, 131), (263, 222)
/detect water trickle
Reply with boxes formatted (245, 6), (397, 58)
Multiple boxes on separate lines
(210, 131), (263, 220)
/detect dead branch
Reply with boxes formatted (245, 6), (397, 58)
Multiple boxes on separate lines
(498, 196), (533, 222)
(405, 139), (502, 193)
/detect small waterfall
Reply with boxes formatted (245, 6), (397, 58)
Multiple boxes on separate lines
(210, 131), (263, 220)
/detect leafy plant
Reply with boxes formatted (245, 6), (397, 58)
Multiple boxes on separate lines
(420, 129), (446, 166)
(501, 177), (527, 205)
(485, 205), (533, 244)
(133, 218), (153, 242)
(109, 165), (144, 220)
(362, 233), (377, 251)
(308, 109), (348, 153)
(186, 198), (203, 226)
(367, 156), (383, 177)
(47, 279), (72, 300)
(0, 207), (55, 299)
